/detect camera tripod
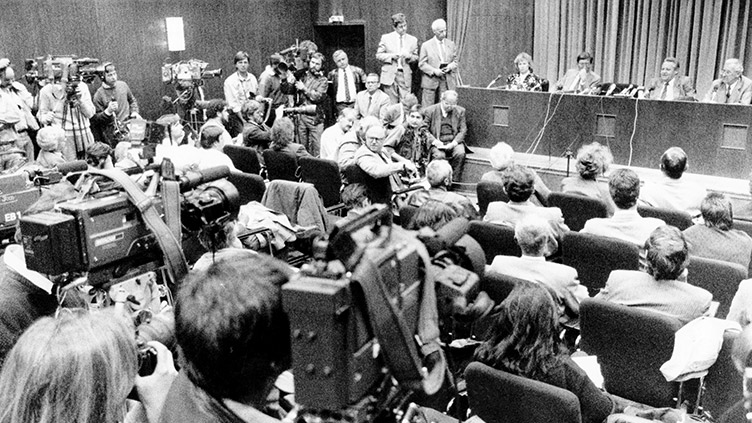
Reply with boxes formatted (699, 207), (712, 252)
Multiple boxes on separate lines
(61, 99), (91, 160)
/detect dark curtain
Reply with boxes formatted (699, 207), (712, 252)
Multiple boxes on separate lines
(534, 0), (752, 97)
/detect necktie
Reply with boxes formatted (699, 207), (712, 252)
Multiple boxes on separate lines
(343, 70), (351, 102)
(660, 82), (669, 100)
(569, 74), (581, 92)
(726, 84), (732, 103)
(439, 41), (446, 63)
(367, 95), (372, 114)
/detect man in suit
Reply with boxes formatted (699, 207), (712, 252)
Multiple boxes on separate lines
(644, 57), (696, 100)
(638, 146), (707, 217)
(488, 215), (588, 327)
(327, 50), (365, 114)
(703, 58), (752, 104)
(422, 90), (467, 178)
(419, 19), (459, 106)
(354, 73), (391, 119)
(595, 225), (712, 325)
(376, 13), (419, 104)
(554, 52), (601, 94)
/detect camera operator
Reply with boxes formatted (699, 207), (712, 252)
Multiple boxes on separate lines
(161, 249), (292, 423)
(37, 60), (96, 161)
(258, 54), (296, 127)
(0, 308), (177, 423)
(0, 58), (37, 161)
(91, 62), (141, 147)
(224, 51), (258, 138)
(290, 52), (328, 157)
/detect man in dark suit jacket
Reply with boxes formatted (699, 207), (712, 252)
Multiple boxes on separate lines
(595, 225), (712, 325)
(327, 50), (365, 114)
(419, 18), (459, 106)
(644, 57), (696, 101)
(422, 89), (467, 178)
(703, 58), (752, 104)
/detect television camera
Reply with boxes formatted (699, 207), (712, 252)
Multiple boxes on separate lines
(23, 55), (100, 97)
(276, 39), (318, 77)
(161, 59), (222, 87)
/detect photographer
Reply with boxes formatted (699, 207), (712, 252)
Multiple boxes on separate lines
(161, 249), (292, 423)
(0, 58), (37, 161)
(258, 54), (296, 127)
(92, 62), (141, 147)
(37, 60), (96, 161)
(0, 308), (177, 423)
(291, 52), (328, 156)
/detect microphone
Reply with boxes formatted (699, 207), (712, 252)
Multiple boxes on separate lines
(178, 165), (231, 192)
(486, 74), (503, 89)
(605, 84), (617, 96)
(418, 217), (469, 256)
(629, 86), (644, 97)
(617, 84), (634, 96)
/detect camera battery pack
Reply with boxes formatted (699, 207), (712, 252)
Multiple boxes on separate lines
(20, 211), (82, 275)
(282, 276), (381, 410)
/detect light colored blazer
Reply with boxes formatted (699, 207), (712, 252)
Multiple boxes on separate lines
(644, 76), (696, 100)
(555, 69), (601, 93)
(419, 37), (458, 90)
(353, 89), (391, 119)
(376, 31), (419, 87)
(703, 75), (752, 104)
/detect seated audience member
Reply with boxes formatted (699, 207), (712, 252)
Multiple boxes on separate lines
(643, 57), (696, 101)
(341, 183), (373, 220)
(595, 225), (713, 325)
(638, 146), (707, 217)
(113, 141), (139, 170)
(269, 116), (311, 161)
(354, 73), (391, 119)
(703, 58), (752, 105)
(505, 52), (543, 91)
(561, 142), (616, 215)
(241, 100), (279, 153)
(153, 114), (202, 172)
(485, 164), (569, 238)
(195, 125), (237, 172)
(488, 215), (587, 327)
(384, 103), (437, 177)
(481, 141), (551, 205)
(35, 125), (67, 168)
(355, 125), (417, 185)
(423, 89), (468, 178)
(719, 325), (752, 423)
(320, 108), (357, 161)
(198, 99), (233, 147)
(408, 160), (477, 220)
(581, 168), (665, 248)
(328, 50), (365, 113)
(728, 278), (752, 327)
(473, 282), (621, 423)
(683, 192), (752, 270)
(86, 141), (114, 169)
(161, 249), (292, 423)
(554, 52), (601, 94)
(337, 116), (381, 170)
(0, 308), (177, 423)
(381, 93), (418, 132)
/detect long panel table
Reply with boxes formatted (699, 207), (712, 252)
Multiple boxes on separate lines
(457, 87), (752, 179)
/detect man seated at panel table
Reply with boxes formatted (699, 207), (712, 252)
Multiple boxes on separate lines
(643, 57), (696, 101)
(638, 146), (707, 217)
(703, 58), (752, 105)
(554, 52), (601, 94)
(488, 215), (587, 328)
(595, 225), (713, 325)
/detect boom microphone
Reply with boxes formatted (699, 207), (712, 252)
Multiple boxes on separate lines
(178, 166), (231, 192)
(418, 217), (469, 256)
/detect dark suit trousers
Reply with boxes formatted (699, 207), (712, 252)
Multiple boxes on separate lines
(430, 142), (466, 180)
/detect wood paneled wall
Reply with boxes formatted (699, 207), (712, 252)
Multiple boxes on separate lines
(459, 0), (535, 88)
(313, 0), (448, 77)
(0, 0), (315, 119)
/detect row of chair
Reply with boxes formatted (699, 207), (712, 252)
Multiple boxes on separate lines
(477, 180), (695, 231)
(469, 220), (747, 318)
(466, 298), (741, 422)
